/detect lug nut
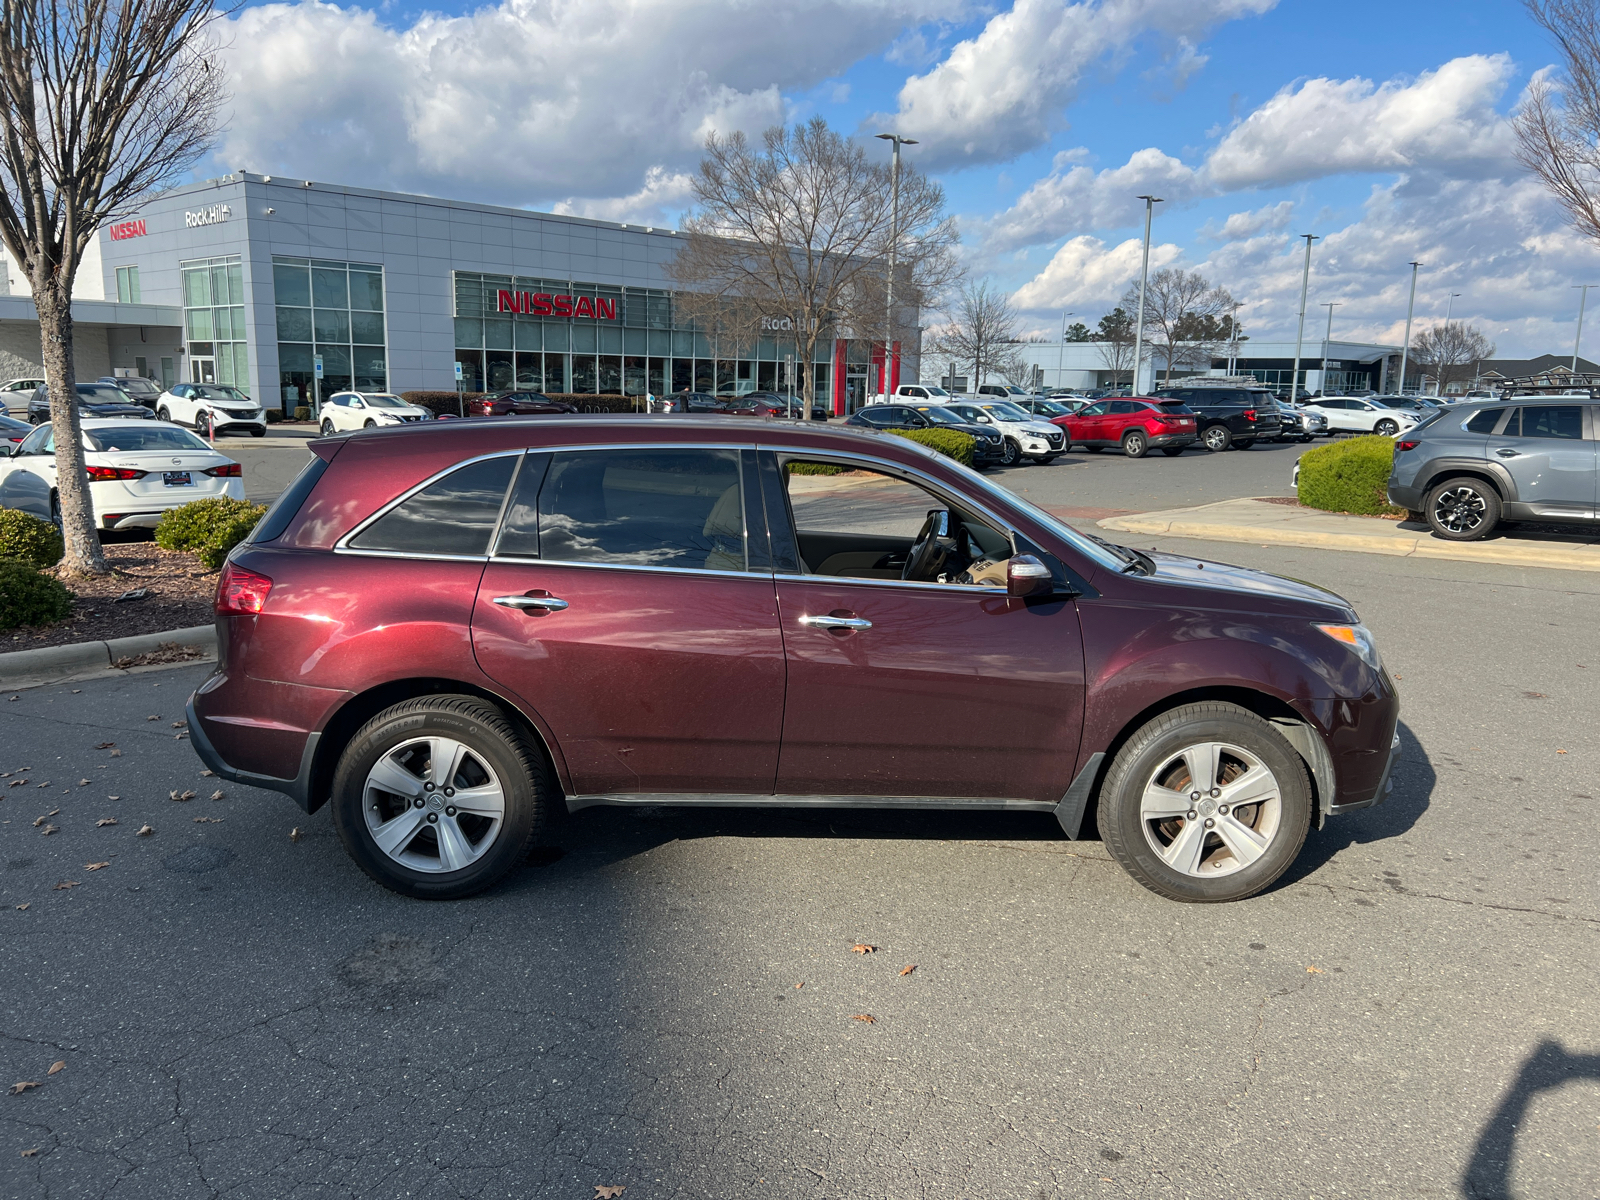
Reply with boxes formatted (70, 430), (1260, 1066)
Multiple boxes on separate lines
(424, 782), (434, 792)
(1190, 791), (1201, 802)
(1210, 787), (1221, 798)
(1219, 805), (1229, 816)
(1204, 818), (1215, 829)
(414, 797), (425, 808)
(426, 813), (438, 824)
(444, 787), (455, 797)
(1186, 810), (1197, 820)
(446, 806), (456, 817)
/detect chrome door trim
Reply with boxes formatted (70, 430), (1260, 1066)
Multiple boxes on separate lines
(777, 572), (1006, 596)
(492, 594), (569, 611)
(797, 614), (872, 630)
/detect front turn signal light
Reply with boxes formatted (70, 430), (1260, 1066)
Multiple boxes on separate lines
(1314, 622), (1381, 670)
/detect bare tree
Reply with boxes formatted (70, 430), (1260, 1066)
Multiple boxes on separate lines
(0, 0), (227, 576)
(927, 280), (1025, 391)
(1094, 307), (1136, 389)
(1409, 322), (1496, 394)
(1120, 269), (1235, 386)
(1513, 0), (1600, 245)
(668, 118), (959, 412)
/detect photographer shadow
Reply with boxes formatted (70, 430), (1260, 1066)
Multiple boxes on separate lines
(1460, 1038), (1600, 1198)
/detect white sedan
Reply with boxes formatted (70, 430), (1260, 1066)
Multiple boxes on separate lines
(1301, 396), (1420, 436)
(0, 419), (245, 529)
(154, 383), (266, 437)
(318, 391), (433, 435)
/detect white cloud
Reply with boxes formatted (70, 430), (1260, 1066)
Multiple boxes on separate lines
(982, 147), (1202, 253)
(1206, 54), (1517, 190)
(217, 0), (960, 209)
(1009, 234), (1183, 311)
(879, 0), (1276, 167)
(550, 167), (696, 226)
(1201, 200), (1294, 241)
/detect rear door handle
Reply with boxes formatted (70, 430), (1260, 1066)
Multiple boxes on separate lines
(1495, 448), (1520, 458)
(493, 594), (569, 612)
(798, 614), (872, 631)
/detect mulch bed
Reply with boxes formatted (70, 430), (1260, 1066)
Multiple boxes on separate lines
(6, 539), (215, 652)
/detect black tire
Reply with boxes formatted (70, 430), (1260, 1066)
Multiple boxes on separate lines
(1121, 429), (1148, 458)
(1300, 435), (1313, 444)
(363, 419), (376, 429)
(330, 695), (553, 900)
(49, 492), (61, 530)
(156, 406), (171, 423)
(194, 411), (211, 438)
(1160, 447), (1184, 457)
(1234, 439), (1256, 450)
(320, 418), (335, 437)
(999, 438), (1021, 466)
(1083, 445), (1103, 453)
(1201, 424), (1232, 452)
(1097, 702), (1313, 903)
(1426, 476), (1501, 541)
(1374, 419), (1399, 436)
(249, 426), (265, 438)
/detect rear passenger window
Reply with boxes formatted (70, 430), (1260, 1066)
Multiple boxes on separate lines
(504, 448), (746, 572)
(348, 455), (517, 556)
(1516, 405), (1583, 439)
(1463, 408), (1503, 434)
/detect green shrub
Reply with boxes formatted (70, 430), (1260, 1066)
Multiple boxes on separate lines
(401, 391), (483, 417)
(263, 409), (283, 424)
(155, 498), (268, 571)
(294, 406), (311, 421)
(0, 508), (64, 569)
(786, 462), (846, 476)
(0, 559), (73, 630)
(1296, 436), (1404, 515)
(890, 427), (976, 466)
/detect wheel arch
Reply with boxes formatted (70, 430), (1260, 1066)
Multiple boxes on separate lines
(304, 676), (566, 815)
(1417, 460), (1515, 503)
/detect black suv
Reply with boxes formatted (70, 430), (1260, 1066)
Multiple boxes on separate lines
(28, 382), (153, 424)
(846, 403), (1007, 465)
(1151, 386), (1282, 451)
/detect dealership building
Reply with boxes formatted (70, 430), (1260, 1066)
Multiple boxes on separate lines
(0, 173), (910, 414)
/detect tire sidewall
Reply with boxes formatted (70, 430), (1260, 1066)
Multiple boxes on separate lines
(1098, 706), (1312, 902)
(1001, 438), (1020, 465)
(1203, 425), (1231, 452)
(1375, 420), (1398, 436)
(1123, 430), (1146, 458)
(330, 701), (545, 899)
(1426, 477), (1500, 541)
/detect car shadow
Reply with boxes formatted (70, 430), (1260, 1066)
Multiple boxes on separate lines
(1459, 1038), (1600, 1198)
(1271, 718), (1434, 890)
(1396, 516), (1600, 547)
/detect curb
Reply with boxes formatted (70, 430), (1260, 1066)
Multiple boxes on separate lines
(1098, 509), (1600, 573)
(0, 624), (216, 690)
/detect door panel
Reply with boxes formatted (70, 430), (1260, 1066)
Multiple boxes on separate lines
(1495, 405), (1597, 515)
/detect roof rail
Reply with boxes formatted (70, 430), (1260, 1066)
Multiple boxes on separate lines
(1496, 373), (1600, 397)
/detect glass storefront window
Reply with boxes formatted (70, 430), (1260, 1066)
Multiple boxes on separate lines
(275, 256), (387, 413)
(181, 255), (249, 396)
(571, 356), (597, 393)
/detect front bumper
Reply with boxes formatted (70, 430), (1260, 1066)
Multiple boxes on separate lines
(1329, 730), (1400, 816)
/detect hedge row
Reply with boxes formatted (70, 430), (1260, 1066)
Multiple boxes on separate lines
(890, 427), (975, 466)
(0, 510), (71, 631)
(156, 498), (269, 571)
(1296, 435), (1405, 516)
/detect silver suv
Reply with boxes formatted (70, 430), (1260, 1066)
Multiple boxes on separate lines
(1386, 396), (1597, 540)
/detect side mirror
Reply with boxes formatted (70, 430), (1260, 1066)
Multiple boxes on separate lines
(977, 415), (992, 423)
(1007, 554), (1053, 598)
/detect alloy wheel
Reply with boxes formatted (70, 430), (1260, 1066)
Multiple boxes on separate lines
(1001, 439), (1020, 466)
(1432, 486), (1487, 534)
(1375, 419), (1398, 436)
(1203, 426), (1229, 451)
(362, 736), (506, 874)
(1138, 741), (1283, 878)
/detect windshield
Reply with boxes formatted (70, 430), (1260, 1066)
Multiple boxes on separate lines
(1031, 399), (1069, 415)
(983, 401), (1032, 421)
(918, 407), (966, 426)
(194, 386), (249, 402)
(955, 466), (1126, 574)
(86, 426), (211, 452)
(77, 385), (128, 402)
(921, 386), (950, 397)
(114, 378), (159, 396)
(363, 394), (409, 408)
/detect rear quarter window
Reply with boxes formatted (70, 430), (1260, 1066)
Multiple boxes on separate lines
(346, 455), (517, 556)
(1463, 408), (1503, 434)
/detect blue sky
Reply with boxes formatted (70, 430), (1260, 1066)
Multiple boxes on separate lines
(212, 0), (1597, 355)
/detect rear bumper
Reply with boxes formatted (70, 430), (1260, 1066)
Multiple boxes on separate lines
(1148, 433), (1197, 447)
(1387, 480), (1425, 510)
(186, 689), (321, 812)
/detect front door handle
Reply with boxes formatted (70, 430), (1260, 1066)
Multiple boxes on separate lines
(798, 614), (872, 632)
(1495, 448), (1520, 458)
(493, 593), (569, 612)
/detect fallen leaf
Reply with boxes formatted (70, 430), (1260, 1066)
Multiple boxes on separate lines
(31, 811), (56, 827)
(78, 779), (89, 786)
(1557, 749), (1568, 754)
(39, 825), (58, 837)
(34, 781), (49, 787)
(145, 715), (159, 721)
(851, 943), (876, 954)
(210, 790), (224, 801)
(20, 1147), (37, 1156)
(52, 881), (77, 890)
(84, 862), (110, 872)
(135, 825), (153, 837)
(9, 1081), (40, 1095)
(171, 721), (187, 729)
(1306, 965), (1325, 974)
(851, 1013), (876, 1024)
(107, 795), (120, 801)
(15, 904), (28, 911)
(193, 816), (223, 824)
(199, 769), (215, 777)
(94, 742), (115, 749)
(595, 1187), (626, 1199)
(899, 964), (916, 976)
(7, 779), (22, 787)
(289, 827), (302, 843)
(46, 1062), (64, 1076)
(794, 982), (804, 989)
(109, 749), (121, 757)
(96, 818), (117, 828)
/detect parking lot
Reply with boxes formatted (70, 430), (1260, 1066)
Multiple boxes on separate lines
(3, 428), (1597, 1200)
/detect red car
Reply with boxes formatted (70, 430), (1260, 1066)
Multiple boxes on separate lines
(189, 418), (1398, 903)
(468, 391), (577, 418)
(1059, 398), (1198, 458)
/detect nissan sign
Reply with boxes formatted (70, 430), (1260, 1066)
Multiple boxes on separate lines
(108, 219), (147, 241)
(496, 288), (617, 320)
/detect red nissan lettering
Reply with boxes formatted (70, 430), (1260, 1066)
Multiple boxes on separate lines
(553, 295), (574, 317)
(532, 293), (554, 316)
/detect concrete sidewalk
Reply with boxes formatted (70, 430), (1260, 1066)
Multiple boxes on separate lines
(1098, 497), (1600, 573)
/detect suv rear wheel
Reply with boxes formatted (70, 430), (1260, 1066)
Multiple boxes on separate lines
(1426, 476), (1500, 541)
(1097, 702), (1312, 903)
(1201, 425), (1232, 452)
(1121, 429), (1148, 458)
(330, 695), (552, 899)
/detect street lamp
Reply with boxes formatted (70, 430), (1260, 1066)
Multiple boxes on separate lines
(1320, 301), (1340, 395)
(1057, 311), (1074, 390)
(1398, 261), (1421, 396)
(1289, 234), (1318, 400)
(1445, 292), (1462, 324)
(1572, 284), (1596, 374)
(875, 133), (917, 408)
(1132, 195), (1162, 393)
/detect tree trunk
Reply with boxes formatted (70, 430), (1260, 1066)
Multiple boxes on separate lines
(35, 279), (107, 575)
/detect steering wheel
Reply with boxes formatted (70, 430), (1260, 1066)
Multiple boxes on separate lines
(902, 509), (950, 581)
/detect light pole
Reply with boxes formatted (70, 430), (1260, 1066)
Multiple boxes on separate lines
(1289, 234), (1318, 400)
(1131, 195), (1162, 393)
(1572, 284), (1596, 374)
(1320, 301), (1339, 395)
(1057, 311), (1073, 391)
(1398, 261), (1421, 396)
(1445, 292), (1462, 324)
(875, 133), (917, 406)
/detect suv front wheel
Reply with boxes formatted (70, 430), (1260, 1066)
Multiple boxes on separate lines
(1426, 476), (1501, 541)
(330, 695), (553, 899)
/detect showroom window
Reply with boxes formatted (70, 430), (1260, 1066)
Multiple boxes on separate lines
(275, 256), (387, 413)
(115, 265), (141, 304)
(179, 256), (248, 394)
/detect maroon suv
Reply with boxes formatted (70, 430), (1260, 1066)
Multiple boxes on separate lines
(189, 418), (1399, 903)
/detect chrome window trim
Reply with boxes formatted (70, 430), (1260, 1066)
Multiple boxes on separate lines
(488, 556), (768, 581)
(334, 448), (525, 551)
(775, 572), (1006, 596)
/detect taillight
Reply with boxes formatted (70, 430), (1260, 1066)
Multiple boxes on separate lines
(216, 562), (272, 614)
(205, 462), (242, 477)
(85, 465), (145, 481)
(1396, 439), (1419, 452)
(1243, 409), (1257, 422)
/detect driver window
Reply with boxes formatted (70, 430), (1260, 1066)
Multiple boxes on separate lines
(782, 460), (1011, 587)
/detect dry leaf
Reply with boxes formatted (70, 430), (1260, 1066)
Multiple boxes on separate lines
(78, 779), (90, 786)
(595, 1188), (626, 1199)
(171, 721), (187, 729)
(146, 715), (159, 721)
(107, 794), (120, 801)
(199, 769), (215, 777)
(84, 862), (110, 872)
(46, 1062), (64, 1076)
(193, 816), (223, 824)
(1557, 749), (1568, 754)
(289, 827), (302, 843)
(7, 779), (22, 787)
(15, 904), (28, 911)
(1306, 965), (1325, 974)
(35, 781), (49, 787)
(851, 1013), (876, 1024)
(96, 818), (117, 828)
(20, 1147), (37, 1156)
(52, 881), (78, 890)
(210, 790), (224, 801)
(39, 825), (58, 837)
(794, 982), (804, 989)
(109, 749), (121, 757)
(136, 825), (153, 837)
(31, 811), (56, 827)
(851, 943), (876, 954)
(94, 742), (115, 749)
(899, 964), (916, 976)
(169, 790), (195, 802)
(9, 1081), (40, 1095)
